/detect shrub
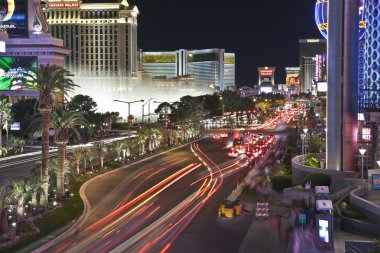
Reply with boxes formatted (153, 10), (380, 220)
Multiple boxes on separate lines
(271, 175), (293, 191)
(341, 209), (365, 220)
(304, 154), (320, 168)
(302, 173), (330, 188)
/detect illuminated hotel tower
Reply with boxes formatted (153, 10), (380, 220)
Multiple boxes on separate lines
(43, 0), (139, 78)
(326, 0), (359, 171)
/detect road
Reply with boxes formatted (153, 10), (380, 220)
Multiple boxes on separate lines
(31, 137), (255, 253)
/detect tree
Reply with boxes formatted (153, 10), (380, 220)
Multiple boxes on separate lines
(66, 94), (97, 114)
(123, 138), (134, 159)
(0, 98), (11, 151)
(113, 141), (125, 162)
(136, 131), (148, 154)
(79, 146), (91, 173)
(9, 178), (28, 221)
(70, 148), (82, 176)
(51, 108), (88, 199)
(26, 173), (44, 209)
(93, 141), (107, 170)
(14, 64), (78, 206)
(0, 185), (10, 234)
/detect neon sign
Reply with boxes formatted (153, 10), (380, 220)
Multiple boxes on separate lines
(47, 2), (80, 8)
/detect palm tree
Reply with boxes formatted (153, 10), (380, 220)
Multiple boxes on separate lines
(78, 146), (90, 174)
(87, 149), (96, 172)
(0, 98), (11, 151)
(123, 139), (134, 160)
(71, 148), (82, 176)
(51, 108), (88, 199)
(136, 131), (148, 155)
(49, 158), (71, 195)
(150, 127), (162, 150)
(0, 185), (10, 234)
(14, 64), (78, 206)
(93, 141), (107, 170)
(26, 174), (44, 209)
(9, 178), (28, 221)
(113, 141), (125, 162)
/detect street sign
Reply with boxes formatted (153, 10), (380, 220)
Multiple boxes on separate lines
(10, 122), (20, 131)
(298, 213), (307, 224)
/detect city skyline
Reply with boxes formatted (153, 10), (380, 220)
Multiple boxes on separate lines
(124, 0), (322, 87)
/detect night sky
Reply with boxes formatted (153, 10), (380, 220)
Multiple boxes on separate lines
(91, 0), (323, 87)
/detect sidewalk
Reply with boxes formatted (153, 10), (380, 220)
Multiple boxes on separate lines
(238, 202), (373, 253)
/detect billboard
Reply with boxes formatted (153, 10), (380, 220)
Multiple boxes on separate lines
(0, 57), (38, 90)
(285, 67), (300, 85)
(142, 55), (176, 64)
(0, 0), (28, 38)
(372, 174), (380, 190)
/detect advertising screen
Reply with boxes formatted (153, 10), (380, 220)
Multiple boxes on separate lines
(317, 82), (327, 92)
(0, 57), (38, 90)
(372, 174), (380, 190)
(318, 219), (329, 243)
(0, 0), (28, 38)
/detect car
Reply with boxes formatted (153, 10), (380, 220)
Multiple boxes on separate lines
(220, 132), (229, 138)
(228, 149), (239, 158)
(213, 134), (221, 139)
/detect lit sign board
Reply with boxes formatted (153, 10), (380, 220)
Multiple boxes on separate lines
(372, 174), (380, 190)
(317, 82), (327, 92)
(142, 55), (176, 64)
(10, 122), (20, 131)
(0, 41), (5, 53)
(318, 219), (329, 243)
(0, 0), (28, 38)
(47, 2), (80, 8)
(260, 86), (272, 94)
(0, 57), (38, 90)
(259, 70), (273, 76)
(224, 56), (234, 64)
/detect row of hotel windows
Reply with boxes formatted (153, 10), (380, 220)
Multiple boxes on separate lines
(45, 10), (119, 20)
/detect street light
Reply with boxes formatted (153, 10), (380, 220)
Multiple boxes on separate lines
(300, 133), (306, 163)
(114, 99), (144, 139)
(359, 148), (367, 190)
(142, 98), (155, 126)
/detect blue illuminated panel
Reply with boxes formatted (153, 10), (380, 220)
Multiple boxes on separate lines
(314, 0), (365, 40)
(363, 0), (380, 108)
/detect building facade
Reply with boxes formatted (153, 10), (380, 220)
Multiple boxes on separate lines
(0, 0), (70, 102)
(299, 39), (327, 93)
(43, 0), (139, 78)
(140, 48), (235, 91)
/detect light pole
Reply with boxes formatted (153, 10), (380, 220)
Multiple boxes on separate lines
(142, 98), (155, 127)
(300, 133), (306, 163)
(303, 127), (308, 155)
(114, 99), (144, 139)
(359, 148), (367, 190)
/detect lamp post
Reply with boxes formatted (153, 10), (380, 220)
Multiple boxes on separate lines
(359, 148), (367, 190)
(219, 96), (224, 127)
(142, 98), (155, 127)
(114, 99), (144, 139)
(300, 133), (306, 163)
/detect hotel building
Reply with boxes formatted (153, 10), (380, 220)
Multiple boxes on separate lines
(140, 48), (235, 91)
(43, 0), (139, 78)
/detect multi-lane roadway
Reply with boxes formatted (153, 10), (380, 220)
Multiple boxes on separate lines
(33, 137), (253, 253)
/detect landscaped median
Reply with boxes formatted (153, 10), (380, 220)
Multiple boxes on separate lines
(0, 181), (84, 253)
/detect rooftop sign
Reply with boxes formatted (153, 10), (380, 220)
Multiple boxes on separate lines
(47, 2), (80, 8)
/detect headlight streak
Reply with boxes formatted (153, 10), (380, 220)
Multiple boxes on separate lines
(133, 143), (227, 253)
(112, 158), (190, 211)
(65, 163), (202, 253)
(85, 163), (199, 232)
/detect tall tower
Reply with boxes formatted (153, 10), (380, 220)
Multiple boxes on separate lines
(326, 0), (359, 171)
